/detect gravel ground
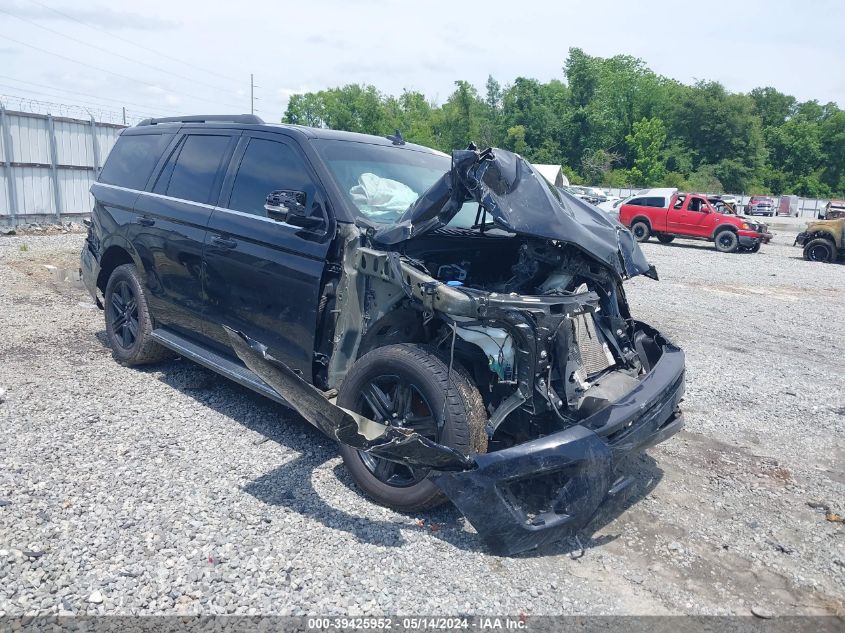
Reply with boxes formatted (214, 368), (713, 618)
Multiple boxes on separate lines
(0, 231), (843, 617)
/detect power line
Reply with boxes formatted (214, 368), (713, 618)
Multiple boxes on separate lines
(0, 87), (165, 121)
(0, 79), (173, 119)
(0, 92), (148, 124)
(0, 31), (247, 111)
(0, 7), (242, 97)
(23, 0), (243, 84)
(0, 74), (181, 115)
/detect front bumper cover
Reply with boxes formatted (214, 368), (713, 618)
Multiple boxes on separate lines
(433, 329), (685, 555)
(227, 324), (684, 556)
(794, 231), (809, 246)
(737, 229), (770, 247)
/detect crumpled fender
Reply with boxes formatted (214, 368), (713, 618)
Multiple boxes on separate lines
(224, 327), (474, 471)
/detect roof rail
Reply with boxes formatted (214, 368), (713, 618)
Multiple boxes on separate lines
(136, 114), (265, 126)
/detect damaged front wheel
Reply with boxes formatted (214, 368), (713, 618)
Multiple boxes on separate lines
(337, 344), (487, 512)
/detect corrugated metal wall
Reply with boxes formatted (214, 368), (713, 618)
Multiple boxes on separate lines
(0, 107), (125, 223)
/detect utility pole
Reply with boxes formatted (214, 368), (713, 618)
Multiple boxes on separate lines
(250, 74), (254, 115)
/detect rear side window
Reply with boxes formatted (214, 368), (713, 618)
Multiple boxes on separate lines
(98, 133), (173, 190)
(227, 138), (313, 216)
(161, 134), (232, 204)
(627, 196), (664, 207)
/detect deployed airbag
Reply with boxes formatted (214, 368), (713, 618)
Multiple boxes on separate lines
(349, 172), (419, 221)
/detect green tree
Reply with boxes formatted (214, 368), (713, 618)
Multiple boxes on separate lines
(750, 87), (795, 128)
(282, 52), (845, 197)
(685, 164), (723, 193)
(503, 125), (529, 155)
(625, 117), (667, 186)
(820, 111), (845, 191)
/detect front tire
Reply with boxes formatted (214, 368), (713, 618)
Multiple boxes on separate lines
(104, 264), (172, 365)
(337, 344), (487, 512)
(714, 230), (739, 253)
(631, 221), (651, 242)
(803, 238), (835, 263)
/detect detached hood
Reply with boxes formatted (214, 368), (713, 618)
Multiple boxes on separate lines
(373, 147), (655, 280)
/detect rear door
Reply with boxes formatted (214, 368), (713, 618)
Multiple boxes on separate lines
(130, 130), (238, 339)
(202, 132), (333, 382)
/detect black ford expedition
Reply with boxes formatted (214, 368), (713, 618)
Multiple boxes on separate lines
(81, 114), (685, 555)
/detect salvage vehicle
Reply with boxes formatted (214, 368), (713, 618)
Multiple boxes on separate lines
(745, 195), (775, 216)
(795, 217), (845, 262)
(80, 115), (685, 555)
(707, 195), (737, 214)
(819, 199), (845, 220)
(620, 191), (771, 252)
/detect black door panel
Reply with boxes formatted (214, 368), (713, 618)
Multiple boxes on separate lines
(203, 134), (332, 382)
(129, 132), (237, 341)
(129, 193), (214, 337)
(203, 210), (326, 376)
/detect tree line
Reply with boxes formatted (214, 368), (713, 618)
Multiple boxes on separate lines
(284, 48), (845, 197)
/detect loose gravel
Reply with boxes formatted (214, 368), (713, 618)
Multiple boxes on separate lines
(0, 231), (843, 617)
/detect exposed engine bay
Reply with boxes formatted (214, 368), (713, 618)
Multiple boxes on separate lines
(227, 146), (684, 555)
(315, 225), (649, 453)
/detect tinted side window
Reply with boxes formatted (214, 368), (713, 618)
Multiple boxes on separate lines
(227, 138), (315, 216)
(628, 197), (645, 206)
(645, 196), (665, 207)
(165, 135), (231, 204)
(98, 133), (173, 190)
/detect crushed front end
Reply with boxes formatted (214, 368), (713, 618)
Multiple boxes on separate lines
(343, 236), (684, 554)
(230, 146), (685, 555)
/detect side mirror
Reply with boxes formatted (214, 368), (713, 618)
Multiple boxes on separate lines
(264, 190), (323, 229)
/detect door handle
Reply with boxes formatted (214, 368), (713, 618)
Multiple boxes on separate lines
(136, 217), (155, 226)
(210, 236), (237, 249)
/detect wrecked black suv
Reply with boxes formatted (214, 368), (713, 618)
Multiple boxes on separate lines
(81, 114), (684, 555)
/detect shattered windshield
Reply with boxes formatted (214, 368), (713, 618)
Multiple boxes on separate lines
(314, 139), (477, 226)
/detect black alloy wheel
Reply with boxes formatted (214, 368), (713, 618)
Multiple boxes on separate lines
(356, 375), (440, 487)
(108, 279), (139, 350)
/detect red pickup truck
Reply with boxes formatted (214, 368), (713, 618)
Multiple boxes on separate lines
(619, 190), (772, 253)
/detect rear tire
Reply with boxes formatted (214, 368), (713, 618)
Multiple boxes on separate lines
(656, 234), (675, 244)
(337, 344), (487, 512)
(631, 221), (651, 242)
(803, 238), (835, 263)
(104, 264), (172, 365)
(714, 230), (739, 253)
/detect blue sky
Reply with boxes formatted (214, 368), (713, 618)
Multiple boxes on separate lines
(0, 0), (842, 123)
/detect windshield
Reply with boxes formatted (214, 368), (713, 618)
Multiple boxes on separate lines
(314, 139), (478, 226)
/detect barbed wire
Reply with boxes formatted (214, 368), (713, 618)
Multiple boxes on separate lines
(0, 94), (150, 125)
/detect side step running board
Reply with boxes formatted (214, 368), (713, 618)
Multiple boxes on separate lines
(151, 328), (288, 406)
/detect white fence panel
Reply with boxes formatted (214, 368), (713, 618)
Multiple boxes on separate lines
(0, 107), (127, 223)
(58, 169), (96, 216)
(8, 113), (51, 165)
(54, 119), (95, 167)
(14, 166), (55, 217)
